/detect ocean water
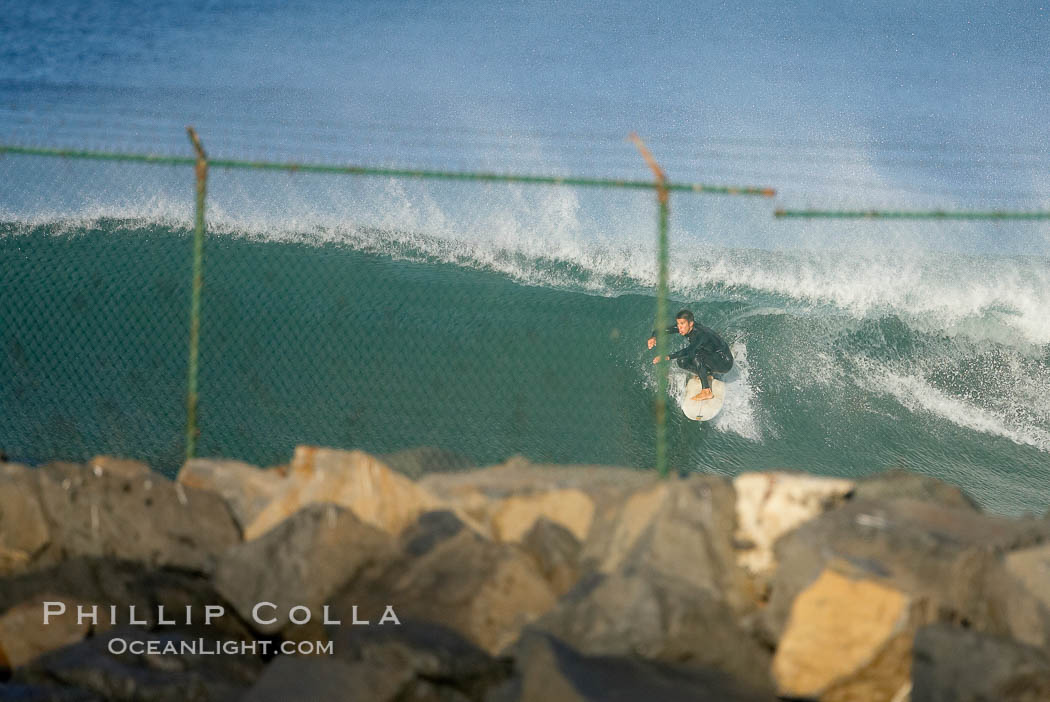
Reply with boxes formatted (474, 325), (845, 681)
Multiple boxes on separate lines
(2, 0), (1049, 515)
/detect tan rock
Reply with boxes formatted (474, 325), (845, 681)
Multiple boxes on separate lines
(733, 472), (854, 576)
(177, 458), (285, 531)
(243, 447), (442, 540)
(87, 456), (152, 481)
(772, 568), (913, 700)
(597, 483), (669, 573)
(0, 596), (92, 669)
(1005, 542), (1050, 612)
(0, 468), (49, 574)
(359, 529), (558, 654)
(492, 489), (594, 543)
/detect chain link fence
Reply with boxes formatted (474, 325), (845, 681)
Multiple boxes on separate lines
(1, 138), (774, 477)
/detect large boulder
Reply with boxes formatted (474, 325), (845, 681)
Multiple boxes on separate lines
(241, 655), (408, 702)
(11, 627), (263, 702)
(214, 503), (396, 636)
(771, 567), (914, 701)
(585, 475), (755, 615)
(0, 595), (92, 671)
(911, 623), (1050, 702)
(0, 463), (50, 574)
(333, 518), (558, 654)
(420, 456), (658, 545)
(491, 632), (776, 702)
(176, 459), (285, 534)
(852, 469), (979, 511)
(329, 618), (513, 701)
(18, 460), (239, 574)
(519, 518), (582, 597)
(732, 471), (854, 577)
(0, 557), (257, 646)
(242, 446), (443, 540)
(531, 570), (773, 688)
(762, 498), (1050, 646)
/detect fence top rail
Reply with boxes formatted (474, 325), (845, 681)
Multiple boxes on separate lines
(775, 208), (1050, 220)
(0, 143), (776, 197)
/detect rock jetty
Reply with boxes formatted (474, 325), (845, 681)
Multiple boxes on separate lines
(1, 446), (1048, 701)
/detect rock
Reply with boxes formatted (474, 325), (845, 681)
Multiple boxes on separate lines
(495, 632), (777, 702)
(420, 457), (656, 546)
(0, 557), (258, 646)
(401, 510), (466, 557)
(853, 469), (979, 511)
(0, 683), (105, 700)
(762, 497), (1047, 646)
(243, 446), (442, 540)
(0, 596), (91, 670)
(330, 618), (513, 700)
(176, 459), (284, 534)
(215, 503), (396, 636)
(0, 465), (50, 574)
(771, 568), (913, 700)
(520, 518), (581, 597)
(12, 627), (262, 702)
(492, 490), (594, 544)
(912, 623), (1050, 702)
(588, 476), (755, 615)
(531, 571), (773, 688)
(28, 462), (239, 574)
(242, 655), (408, 702)
(732, 471), (854, 577)
(1004, 542), (1050, 615)
(85, 457), (151, 482)
(379, 447), (475, 479)
(334, 527), (557, 654)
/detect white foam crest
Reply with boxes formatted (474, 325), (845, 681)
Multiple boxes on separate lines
(711, 341), (763, 441)
(0, 195), (193, 236)
(679, 248), (1050, 347)
(860, 360), (1050, 454)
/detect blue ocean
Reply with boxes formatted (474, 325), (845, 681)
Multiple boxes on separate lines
(2, 0), (1049, 516)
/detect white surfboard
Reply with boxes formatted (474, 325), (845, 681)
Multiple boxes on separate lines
(681, 376), (726, 421)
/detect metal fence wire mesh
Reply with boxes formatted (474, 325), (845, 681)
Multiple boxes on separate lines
(1, 153), (193, 468)
(4, 143), (721, 476)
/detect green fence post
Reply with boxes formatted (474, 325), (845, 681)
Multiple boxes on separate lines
(631, 134), (671, 478)
(185, 127), (208, 463)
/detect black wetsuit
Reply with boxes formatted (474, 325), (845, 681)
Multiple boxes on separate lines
(653, 323), (733, 389)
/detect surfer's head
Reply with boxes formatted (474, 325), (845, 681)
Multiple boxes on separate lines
(675, 309), (695, 335)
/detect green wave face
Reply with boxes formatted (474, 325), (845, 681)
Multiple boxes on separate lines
(3, 219), (1049, 516)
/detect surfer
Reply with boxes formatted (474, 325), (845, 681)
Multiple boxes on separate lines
(649, 309), (733, 401)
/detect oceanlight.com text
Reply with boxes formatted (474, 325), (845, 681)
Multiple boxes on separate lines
(107, 637), (334, 656)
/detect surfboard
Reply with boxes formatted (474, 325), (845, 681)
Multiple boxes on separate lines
(681, 376), (726, 421)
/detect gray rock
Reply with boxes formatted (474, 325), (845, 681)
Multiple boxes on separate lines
(530, 571), (772, 690)
(492, 632), (776, 702)
(214, 503), (396, 635)
(175, 459), (284, 534)
(762, 497), (1050, 648)
(401, 510), (466, 557)
(912, 623), (1050, 702)
(12, 628), (261, 702)
(0, 557), (256, 645)
(330, 618), (513, 700)
(27, 462), (239, 574)
(332, 526), (557, 654)
(587, 475), (754, 616)
(853, 469), (980, 511)
(380, 447), (476, 479)
(0, 684), (104, 701)
(242, 655), (409, 702)
(0, 465), (50, 573)
(520, 518), (581, 597)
